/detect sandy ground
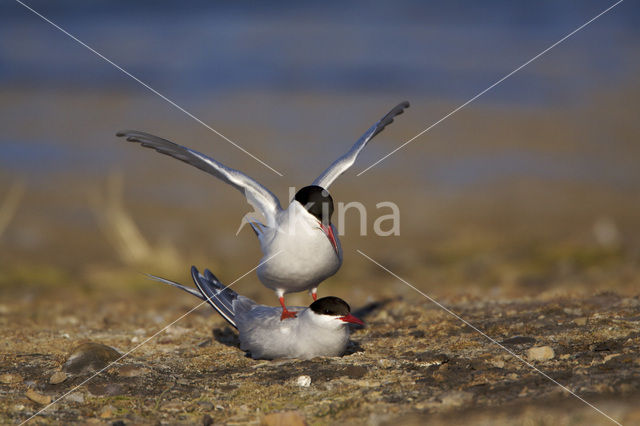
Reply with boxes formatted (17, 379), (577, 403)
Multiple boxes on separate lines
(1, 283), (638, 425)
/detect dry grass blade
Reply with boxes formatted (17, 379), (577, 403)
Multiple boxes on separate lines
(88, 172), (181, 273)
(0, 180), (26, 240)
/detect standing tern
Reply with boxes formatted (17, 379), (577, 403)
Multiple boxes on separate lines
(118, 101), (409, 319)
(150, 266), (364, 360)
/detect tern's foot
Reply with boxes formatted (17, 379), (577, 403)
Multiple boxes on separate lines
(280, 309), (297, 320)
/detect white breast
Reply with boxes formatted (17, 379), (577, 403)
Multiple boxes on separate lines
(256, 202), (342, 293)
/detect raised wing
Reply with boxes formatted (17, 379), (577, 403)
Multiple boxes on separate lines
(312, 101), (410, 189)
(117, 131), (281, 226)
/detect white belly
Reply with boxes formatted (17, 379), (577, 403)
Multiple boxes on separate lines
(256, 209), (342, 294)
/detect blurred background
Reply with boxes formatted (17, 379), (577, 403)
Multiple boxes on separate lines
(1, 0), (639, 309)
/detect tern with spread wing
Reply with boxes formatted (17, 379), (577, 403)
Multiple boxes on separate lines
(118, 101), (409, 319)
(151, 266), (364, 360)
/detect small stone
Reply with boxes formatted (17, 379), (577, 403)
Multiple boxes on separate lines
(377, 358), (393, 368)
(63, 342), (121, 375)
(296, 375), (311, 387)
(603, 354), (619, 363)
(0, 373), (22, 384)
(526, 346), (555, 361)
(573, 317), (587, 326)
(49, 371), (67, 384)
(262, 410), (307, 426)
(117, 365), (150, 377)
(197, 401), (214, 411)
(491, 359), (505, 369)
(67, 392), (85, 403)
(25, 389), (52, 405)
(99, 404), (114, 418)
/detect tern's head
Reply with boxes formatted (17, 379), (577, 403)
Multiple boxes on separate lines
(294, 186), (339, 254)
(294, 185), (334, 226)
(307, 296), (364, 329)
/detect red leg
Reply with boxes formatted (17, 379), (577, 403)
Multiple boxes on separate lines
(279, 296), (297, 320)
(311, 290), (318, 301)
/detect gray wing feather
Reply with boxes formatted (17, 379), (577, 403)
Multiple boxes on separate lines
(117, 131), (281, 227)
(312, 101), (410, 189)
(191, 266), (256, 329)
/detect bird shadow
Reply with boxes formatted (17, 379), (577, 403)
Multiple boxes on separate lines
(352, 297), (397, 322)
(212, 326), (241, 349)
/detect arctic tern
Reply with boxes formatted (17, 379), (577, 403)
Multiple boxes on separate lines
(150, 266), (364, 360)
(118, 101), (409, 319)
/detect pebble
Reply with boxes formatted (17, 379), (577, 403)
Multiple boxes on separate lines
(526, 346), (555, 361)
(99, 404), (115, 418)
(67, 392), (85, 403)
(573, 317), (587, 326)
(25, 389), (52, 405)
(49, 371), (68, 384)
(63, 342), (121, 375)
(491, 359), (505, 369)
(296, 375), (311, 387)
(262, 410), (307, 426)
(377, 359), (393, 368)
(197, 401), (214, 411)
(117, 365), (150, 377)
(0, 373), (22, 384)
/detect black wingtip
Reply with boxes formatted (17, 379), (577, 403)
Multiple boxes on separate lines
(371, 101), (410, 138)
(204, 269), (223, 285)
(190, 265), (200, 279)
(115, 131), (126, 138)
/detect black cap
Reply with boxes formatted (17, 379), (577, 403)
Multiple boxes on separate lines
(294, 185), (334, 225)
(309, 296), (351, 316)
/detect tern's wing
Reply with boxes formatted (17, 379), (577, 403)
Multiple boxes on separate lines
(312, 101), (409, 189)
(191, 266), (256, 329)
(117, 131), (281, 227)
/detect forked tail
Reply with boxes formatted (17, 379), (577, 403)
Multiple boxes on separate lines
(147, 266), (256, 329)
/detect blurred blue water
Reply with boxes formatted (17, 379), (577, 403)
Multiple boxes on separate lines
(2, 0), (638, 99)
(1, 0), (639, 189)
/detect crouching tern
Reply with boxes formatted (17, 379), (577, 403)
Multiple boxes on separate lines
(118, 101), (409, 319)
(150, 266), (364, 360)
